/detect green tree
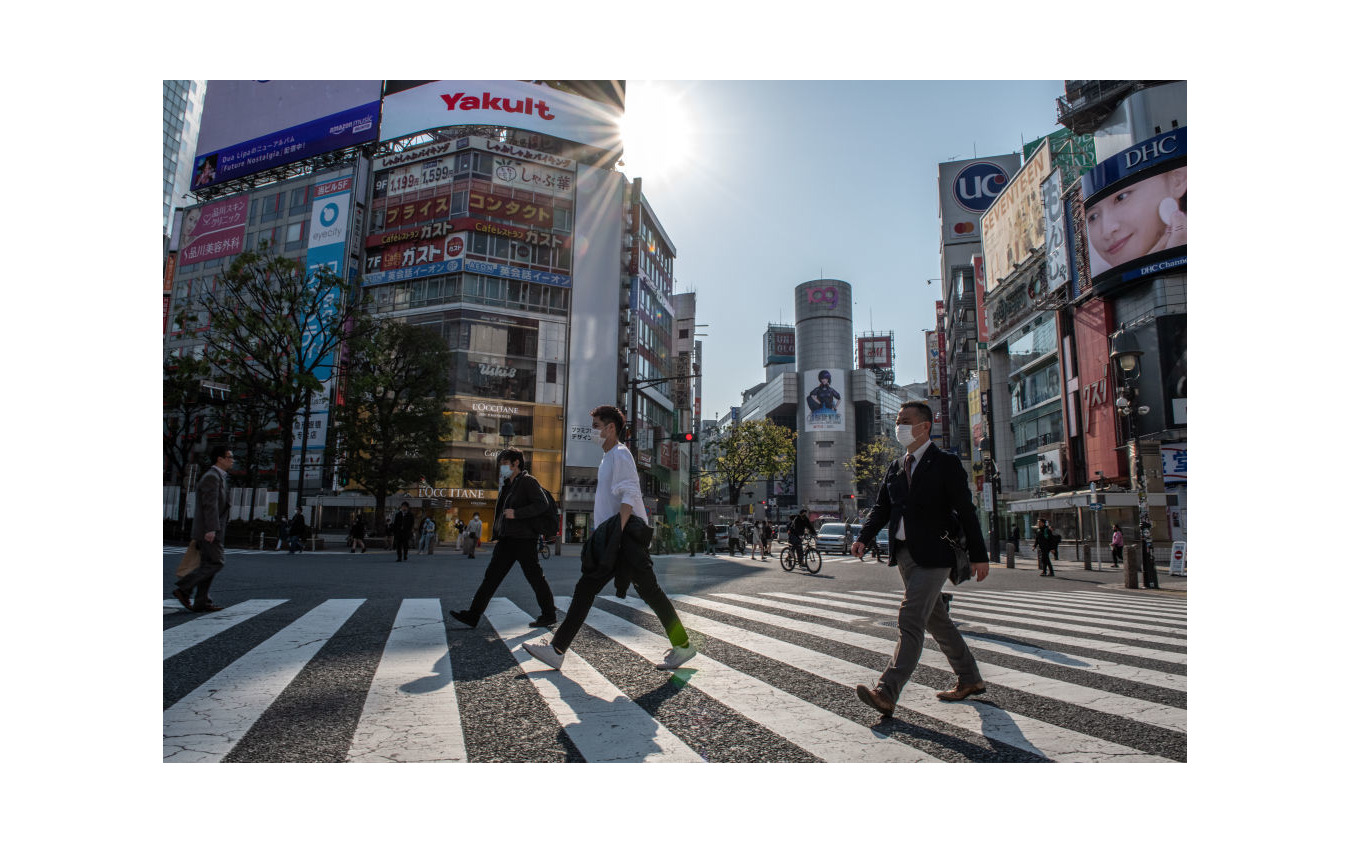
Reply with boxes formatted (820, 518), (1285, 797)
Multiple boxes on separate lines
(189, 245), (370, 517)
(328, 320), (453, 526)
(163, 350), (214, 525)
(703, 419), (797, 506)
(846, 434), (902, 509)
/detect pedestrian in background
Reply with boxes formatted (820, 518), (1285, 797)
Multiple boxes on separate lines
(851, 401), (991, 718)
(383, 518), (394, 550)
(1033, 517), (1056, 577)
(704, 522), (717, 556)
(172, 446), (233, 613)
(391, 501), (415, 561)
(419, 514), (437, 555)
(275, 513), (288, 552)
(1011, 524), (1021, 554)
(465, 513), (482, 558)
(288, 506), (306, 554)
(1111, 524), (1125, 567)
(349, 513), (367, 553)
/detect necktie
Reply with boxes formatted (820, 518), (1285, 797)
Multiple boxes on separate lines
(904, 453), (915, 482)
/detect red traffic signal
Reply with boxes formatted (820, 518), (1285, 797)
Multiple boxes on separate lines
(680, 432), (695, 442)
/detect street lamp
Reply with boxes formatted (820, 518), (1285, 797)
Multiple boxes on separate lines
(1111, 345), (1160, 590)
(979, 436), (1009, 568)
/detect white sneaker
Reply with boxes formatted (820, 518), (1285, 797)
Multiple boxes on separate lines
(522, 639), (565, 670)
(657, 643), (697, 670)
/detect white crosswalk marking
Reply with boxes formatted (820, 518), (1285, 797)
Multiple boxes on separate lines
(961, 592), (1188, 624)
(348, 599), (467, 763)
(664, 594), (1183, 736)
(163, 586), (1185, 762)
(709, 593), (870, 622)
(164, 599), (364, 762)
(163, 600), (289, 660)
(1006, 591), (1187, 618)
(486, 598), (703, 763)
(576, 603), (941, 763)
(652, 595), (1169, 762)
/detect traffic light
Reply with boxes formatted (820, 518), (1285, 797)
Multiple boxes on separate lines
(679, 432), (695, 443)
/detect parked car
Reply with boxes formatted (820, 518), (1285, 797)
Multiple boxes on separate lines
(815, 521), (849, 555)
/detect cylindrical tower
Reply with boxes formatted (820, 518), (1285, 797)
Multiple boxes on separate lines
(794, 279), (855, 519)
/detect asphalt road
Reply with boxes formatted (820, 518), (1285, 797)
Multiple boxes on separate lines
(163, 542), (1187, 763)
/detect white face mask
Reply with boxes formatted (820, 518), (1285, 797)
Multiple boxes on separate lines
(499, 464), (513, 483)
(894, 423), (917, 448)
(591, 427), (607, 445)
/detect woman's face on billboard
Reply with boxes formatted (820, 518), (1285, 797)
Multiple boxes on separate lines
(1086, 167), (1187, 268)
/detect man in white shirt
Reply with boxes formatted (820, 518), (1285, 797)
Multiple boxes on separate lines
(523, 405), (695, 671)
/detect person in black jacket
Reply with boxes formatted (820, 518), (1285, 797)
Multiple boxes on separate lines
(851, 401), (991, 717)
(450, 449), (558, 629)
(391, 501), (415, 561)
(1033, 518), (1056, 577)
(287, 506), (306, 554)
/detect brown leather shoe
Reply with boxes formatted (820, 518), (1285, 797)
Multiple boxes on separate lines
(935, 681), (987, 702)
(855, 684), (895, 718)
(193, 602), (226, 613)
(172, 588), (193, 611)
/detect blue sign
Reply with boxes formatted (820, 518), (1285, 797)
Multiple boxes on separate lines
(952, 161), (1010, 213)
(1081, 127), (1186, 202)
(192, 100), (380, 188)
(363, 257), (572, 289)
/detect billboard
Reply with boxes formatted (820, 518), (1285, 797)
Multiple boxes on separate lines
(291, 174), (354, 482)
(380, 81), (623, 154)
(1040, 168), (1072, 294)
(938, 154), (1022, 245)
(925, 331), (941, 397)
(1081, 128), (1187, 290)
(857, 335), (893, 369)
(178, 195), (249, 266)
(982, 142), (1052, 291)
(192, 81), (381, 188)
(763, 326), (795, 366)
(1156, 314), (1187, 428)
(803, 368), (845, 432)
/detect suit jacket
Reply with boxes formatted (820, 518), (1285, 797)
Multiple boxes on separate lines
(191, 466), (230, 545)
(392, 510), (415, 538)
(857, 444), (989, 568)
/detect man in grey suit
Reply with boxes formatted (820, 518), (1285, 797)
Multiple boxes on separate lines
(851, 401), (991, 717)
(173, 446), (233, 612)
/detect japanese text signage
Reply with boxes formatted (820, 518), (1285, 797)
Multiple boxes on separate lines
(1040, 168), (1071, 294)
(178, 196), (249, 266)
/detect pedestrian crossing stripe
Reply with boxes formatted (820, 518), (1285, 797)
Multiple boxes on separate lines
(164, 589), (1185, 763)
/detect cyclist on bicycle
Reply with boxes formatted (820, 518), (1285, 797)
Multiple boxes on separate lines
(787, 509), (817, 562)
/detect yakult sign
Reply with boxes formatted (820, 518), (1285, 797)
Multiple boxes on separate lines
(380, 81), (623, 154)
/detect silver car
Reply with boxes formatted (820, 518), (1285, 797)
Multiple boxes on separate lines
(815, 522), (849, 555)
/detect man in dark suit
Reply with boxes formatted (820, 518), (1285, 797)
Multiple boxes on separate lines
(391, 501), (415, 561)
(851, 401), (990, 717)
(173, 446), (233, 612)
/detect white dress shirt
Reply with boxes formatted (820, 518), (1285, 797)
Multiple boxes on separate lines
(895, 439), (932, 542)
(596, 442), (648, 526)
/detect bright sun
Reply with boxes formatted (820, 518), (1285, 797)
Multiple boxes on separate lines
(618, 81), (692, 184)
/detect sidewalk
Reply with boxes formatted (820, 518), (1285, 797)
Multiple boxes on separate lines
(1004, 551), (1187, 594)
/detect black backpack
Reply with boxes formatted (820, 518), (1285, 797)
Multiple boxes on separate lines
(528, 481), (560, 539)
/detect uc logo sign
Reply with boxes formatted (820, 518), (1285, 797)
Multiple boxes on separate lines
(952, 162), (1009, 214)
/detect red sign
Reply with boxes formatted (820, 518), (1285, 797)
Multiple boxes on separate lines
(857, 336), (892, 369)
(314, 177), (353, 198)
(179, 195), (249, 266)
(367, 217), (568, 251)
(972, 255), (989, 343)
(469, 191), (553, 228)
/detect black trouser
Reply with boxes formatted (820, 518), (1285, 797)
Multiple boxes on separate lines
(1111, 545), (1123, 565)
(552, 549), (688, 653)
(394, 533), (411, 560)
(176, 540), (224, 604)
(1038, 550), (1055, 575)
(465, 537), (556, 620)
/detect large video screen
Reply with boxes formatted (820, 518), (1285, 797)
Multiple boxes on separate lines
(1081, 127), (1186, 288)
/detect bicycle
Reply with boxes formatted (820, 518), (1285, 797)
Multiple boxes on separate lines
(537, 535), (551, 560)
(780, 535), (822, 574)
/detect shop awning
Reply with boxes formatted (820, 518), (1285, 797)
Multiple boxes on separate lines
(1005, 490), (1169, 513)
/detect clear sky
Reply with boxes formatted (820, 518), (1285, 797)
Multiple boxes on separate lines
(614, 80), (1067, 424)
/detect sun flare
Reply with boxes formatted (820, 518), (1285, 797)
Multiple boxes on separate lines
(618, 81), (692, 185)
